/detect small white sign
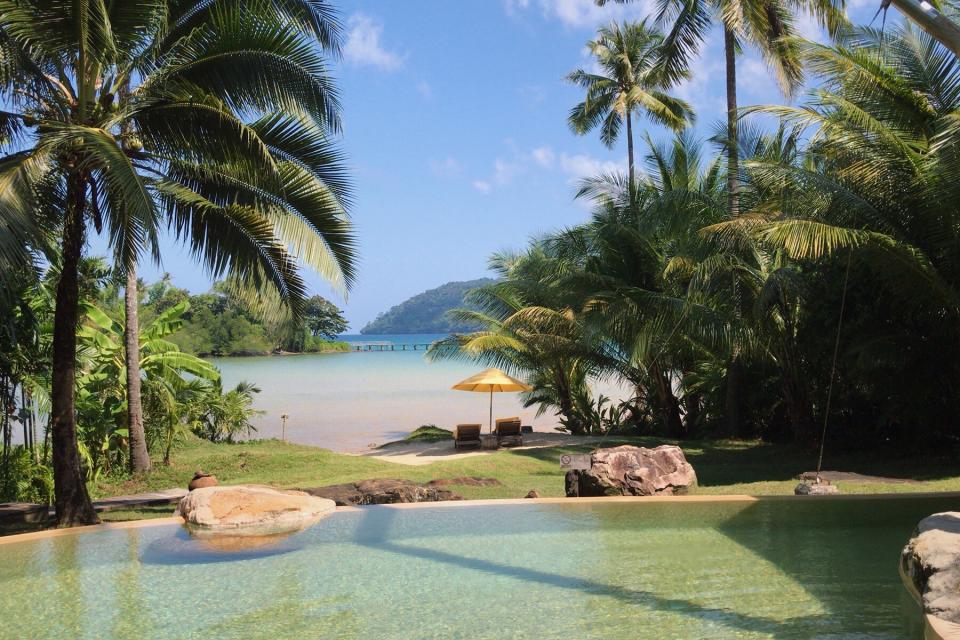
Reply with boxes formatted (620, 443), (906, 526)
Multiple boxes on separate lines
(559, 454), (591, 470)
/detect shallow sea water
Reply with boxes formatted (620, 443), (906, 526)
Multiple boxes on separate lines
(0, 496), (950, 639)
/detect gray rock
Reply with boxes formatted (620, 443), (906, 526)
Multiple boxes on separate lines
(902, 512), (960, 624)
(305, 479), (462, 506)
(564, 445), (697, 497)
(794, 482), (840, 495)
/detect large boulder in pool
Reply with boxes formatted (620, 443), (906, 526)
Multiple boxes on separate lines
(902, 512), (960, 625)
(177, 485), (336, 535)
(565, 445), (697, 497)
(304, 479), (462, 506)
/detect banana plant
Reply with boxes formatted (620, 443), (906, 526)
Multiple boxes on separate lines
(76, 300), (218, 476)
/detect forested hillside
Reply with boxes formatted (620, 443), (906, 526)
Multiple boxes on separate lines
(361, 279), (495, 334)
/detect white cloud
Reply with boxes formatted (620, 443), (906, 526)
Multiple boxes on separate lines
(517, 84), (547, 106)
(343, 13), (405, 71)
(417, 80), (433, 99)
(532, 145), (556, 168)
(493, 158), (524, 185)
(505, 0), (655, 28)
(558, 152), (625, 180)
(429, 156), (461, 177)
(473, 143), (625, 194)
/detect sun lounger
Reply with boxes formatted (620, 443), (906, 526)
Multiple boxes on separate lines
(453, 424), (482, 449)
(494, 417), (523, 447)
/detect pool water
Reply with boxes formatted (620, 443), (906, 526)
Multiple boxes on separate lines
(0, 496), (951, 639)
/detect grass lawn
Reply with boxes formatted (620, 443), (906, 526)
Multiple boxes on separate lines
(4, 433), (958, 537)
(90, 432), (960, 502)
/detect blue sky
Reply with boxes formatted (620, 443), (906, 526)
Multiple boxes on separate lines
(98, 0), (885, 330)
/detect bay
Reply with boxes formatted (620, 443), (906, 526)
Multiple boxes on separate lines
(210, 333), (572, 452)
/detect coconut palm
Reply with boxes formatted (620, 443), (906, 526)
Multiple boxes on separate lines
(429, 249), (602, 435)
(0, 0), (355, 525)
(598, 0), (845, 216)
(568, 20), (694, 187)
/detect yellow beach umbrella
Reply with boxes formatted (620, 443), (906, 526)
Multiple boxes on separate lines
(452, 368), (532, 433)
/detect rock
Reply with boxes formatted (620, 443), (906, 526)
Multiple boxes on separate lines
(564, 445), (697, 497)
(305, 479), (462, 506)
(902, 512), (960, 624)
(794, 482), (840, 495)
(426, 477), (502, 487)
(188, 470), (218, 491)
(177, 485), (335, 535)
(524, 490), (540, 499)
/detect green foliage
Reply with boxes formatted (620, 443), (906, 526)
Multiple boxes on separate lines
(144, 277), (349, 356)
(361, 279), (496, 334)
(188, 381), (264, 444)
(378, 425), (452, 447)
(0, 448), (53, 505)
(436, 24), (960, 452)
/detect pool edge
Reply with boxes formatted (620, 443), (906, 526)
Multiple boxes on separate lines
(0, 515), (186, 545)
(5, 490), (960, 543)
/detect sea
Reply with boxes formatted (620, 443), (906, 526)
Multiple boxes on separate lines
(211, 333), (599, 452)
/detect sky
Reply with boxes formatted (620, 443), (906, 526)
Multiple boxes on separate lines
(92, 0), (887, 331)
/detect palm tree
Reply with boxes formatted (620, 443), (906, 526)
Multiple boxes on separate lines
(724, 25), (960, 442)
(429, 249), (602, 435)
(598, 0), (844, 216)
(0, 0), (355, 525)
(597, 0), (845, 436)
(568, 20), (694, 187)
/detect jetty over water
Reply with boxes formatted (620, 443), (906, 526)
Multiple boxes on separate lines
(350, 341), (435, 352)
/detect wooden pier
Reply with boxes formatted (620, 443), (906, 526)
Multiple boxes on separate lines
(351, 342), (434, 352)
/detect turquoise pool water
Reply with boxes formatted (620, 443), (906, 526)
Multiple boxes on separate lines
(0, 496), (950, 639)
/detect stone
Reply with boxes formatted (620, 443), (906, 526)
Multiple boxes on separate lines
(902, 512), (960, 624)
(176, 485), (335, 535)
(426, 477), (502, 487)
(794, 482), (840, 495)
(305, 479), (462, 506)
(188, 470), (218, 491)
(564, 445), (697, 497)
(524, 490), (540, 499)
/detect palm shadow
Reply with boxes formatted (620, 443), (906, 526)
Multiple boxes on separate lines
(347, 504), (837, 638)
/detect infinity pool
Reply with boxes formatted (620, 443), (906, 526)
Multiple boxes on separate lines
(0, 496), (952, 639)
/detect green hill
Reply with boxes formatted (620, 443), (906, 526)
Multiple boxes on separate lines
(360, 278), (495, 334)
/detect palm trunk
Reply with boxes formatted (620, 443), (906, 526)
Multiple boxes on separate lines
(724, 25), (739, 217)
(652, 364), (684, 438)
(125, 265), (150, 473)
(51, 171), (99, 527)
(723, 25), (744, 437)
(626, 109), (635, 191)
(725, 354), (744, 436)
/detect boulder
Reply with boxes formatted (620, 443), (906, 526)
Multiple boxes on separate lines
(426, 477), (502, 487)
(565, 445), (697, 497)
(902, 512), (960, 624)
(305, 479), (462, 506)
(188, 470), (218, 491)
(177, 485), (335, 535)
(794, 482), (840, 495)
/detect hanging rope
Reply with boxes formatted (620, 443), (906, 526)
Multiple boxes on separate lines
(817, 1), (890, 477)
(816, 247), (854, 476)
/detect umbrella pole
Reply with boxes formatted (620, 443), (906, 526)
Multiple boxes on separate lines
(489, 389), (493, 433)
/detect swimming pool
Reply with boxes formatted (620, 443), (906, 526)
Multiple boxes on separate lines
(0, 496), (952, 639)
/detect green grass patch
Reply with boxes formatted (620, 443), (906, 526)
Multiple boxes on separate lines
(378, 425), (452, 447)
(5, 435), (960, 537)
(81, 433), (960, 504)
